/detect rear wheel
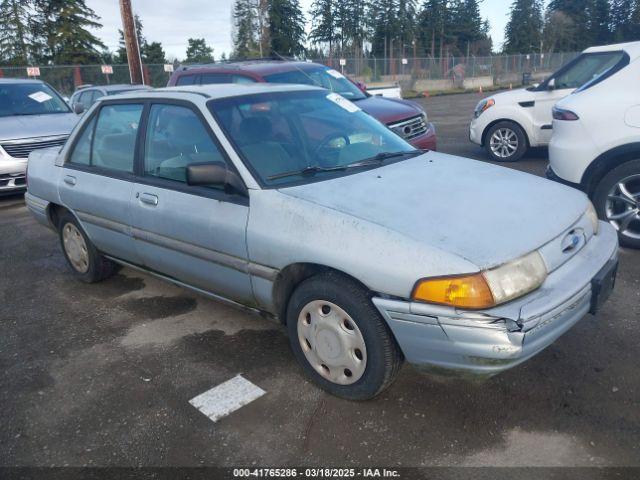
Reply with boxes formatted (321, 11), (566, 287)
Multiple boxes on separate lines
(58, 211), (119, 282)
(593, 159), (640, 249)
(485, 121), (527, 162)
(286, 272), (402, 400)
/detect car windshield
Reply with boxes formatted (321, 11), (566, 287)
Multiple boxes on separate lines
(262, 67), (367, 101)
(0, 82), (70, 117)
(209, 90), (417, 187)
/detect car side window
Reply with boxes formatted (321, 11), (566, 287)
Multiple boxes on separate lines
(176, 75), (197, 86)
(68, 116), (96, 166)
(91, 104), (143, 173)
(143, 104), (228, 186)
(231, 75), (256, 84)
(79, 91), (94, 109)
(201, 73), (230, 84)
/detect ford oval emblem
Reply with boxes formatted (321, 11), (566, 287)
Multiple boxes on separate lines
(561, 230), (582, 253)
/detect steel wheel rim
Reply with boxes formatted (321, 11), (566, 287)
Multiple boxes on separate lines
(297, 300), (367, 385)
(62, 223), (89, 273)
(605, 174), (640, 240)
(489, 128), (518, 158)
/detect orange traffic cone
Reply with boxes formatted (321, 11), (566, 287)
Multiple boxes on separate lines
(423, 91), (430, 98)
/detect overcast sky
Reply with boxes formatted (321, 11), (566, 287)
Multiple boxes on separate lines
(87, 0), (511, 61)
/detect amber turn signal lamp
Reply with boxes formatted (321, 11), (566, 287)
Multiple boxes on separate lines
(412, 273), (495, 309)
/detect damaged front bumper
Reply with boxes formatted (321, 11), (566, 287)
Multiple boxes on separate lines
(372, 223), (619, 376)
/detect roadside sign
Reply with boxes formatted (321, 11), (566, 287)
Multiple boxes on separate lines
(401, 58), (408, 65)
(101, 65), (113, 75)
(26, 67), (40, 77)
(164, 64), (174, 73)
(339, 58), (346, 66)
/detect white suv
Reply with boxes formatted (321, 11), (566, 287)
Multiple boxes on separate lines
(548, 41), (640, 248)
(469, 44), (628, 162)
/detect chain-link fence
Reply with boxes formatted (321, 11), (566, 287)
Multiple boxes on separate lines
(0, 52), (580, 96)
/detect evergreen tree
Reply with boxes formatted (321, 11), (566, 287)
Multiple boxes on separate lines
(44, 0), (104, 64)
(185, 38), (214, 63)
(370, 0), (399, 57)
(545, 0), (589, 50)
(144, 42), (166, 64)
(417, 0), (449, 57)
(504, 0), (543, 53)
(309, 0), (338, 54)
(586, 0), (612, 45)
(268, 0), (306, 57)
(232, 0), (260, 59)
(0, 0), (31, 65)
(610, 0), (636, 41)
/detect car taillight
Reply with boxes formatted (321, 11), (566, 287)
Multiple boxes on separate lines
(552, 106), (579, 121)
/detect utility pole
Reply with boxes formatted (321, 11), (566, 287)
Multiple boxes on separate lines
(119, 0), (144, 84)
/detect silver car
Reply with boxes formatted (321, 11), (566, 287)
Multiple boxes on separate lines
(25, 84), (619, 399)
(0, 79), (79, 194)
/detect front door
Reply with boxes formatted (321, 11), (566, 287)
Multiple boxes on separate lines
(130, 102), (253, 304)
(59, 103), (144, 264)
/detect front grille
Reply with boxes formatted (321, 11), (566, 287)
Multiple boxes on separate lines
(388, 115), (428, 140)
(1, 136), (68, 159)
(0, 173), (26, 190)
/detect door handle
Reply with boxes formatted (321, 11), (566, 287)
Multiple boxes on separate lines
(63, 175), (76, 186)
(139, 193), (158, 206)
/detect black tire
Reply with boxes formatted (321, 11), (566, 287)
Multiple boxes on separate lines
(484, 121), (527, 162)
(57, 211), (119, 283)
(592, 159), (640, 249)
(286, 271), (403, 400)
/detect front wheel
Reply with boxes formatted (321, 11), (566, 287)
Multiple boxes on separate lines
(286, 272), (403, 400)
(593, 159), (640, 249)
(485, 121), (527, 162)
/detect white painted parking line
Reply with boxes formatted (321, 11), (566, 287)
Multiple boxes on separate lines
(189, 374), (266, 423)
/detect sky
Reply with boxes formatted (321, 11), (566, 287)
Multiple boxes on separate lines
(87, 0), (512, 61)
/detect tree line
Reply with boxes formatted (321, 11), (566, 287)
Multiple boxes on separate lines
(234, 0), (640, 59)
(0, 0), (218, 66)
(2, 0), (640, 67)
(504, 0), (640, 54)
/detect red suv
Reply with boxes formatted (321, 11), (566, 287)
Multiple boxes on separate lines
(167, 60), (436, 150)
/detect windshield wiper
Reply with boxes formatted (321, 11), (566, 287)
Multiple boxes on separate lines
(267, 164), (348, 181)
(345, 150), (422, 168)
(267, 151), (422, 182)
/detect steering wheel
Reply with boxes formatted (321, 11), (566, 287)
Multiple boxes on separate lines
(313, 133), (351, 164)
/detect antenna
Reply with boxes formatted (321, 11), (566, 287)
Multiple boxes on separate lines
(271, 50), (323, 88)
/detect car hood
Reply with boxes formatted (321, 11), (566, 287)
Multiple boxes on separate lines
(278, 153), (589, 270)
(354, 96), (423, 124)
(0, 113), (79, 142)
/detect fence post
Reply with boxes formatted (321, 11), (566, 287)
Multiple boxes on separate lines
(73, 66), (82, 87)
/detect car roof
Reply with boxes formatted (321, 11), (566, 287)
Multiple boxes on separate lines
(176, 59), (328, 77)
(74, 84), (151, 93)
(584, 40), (640, 59)
(0, 78), (45, 85)
(109, 82), (323, 101)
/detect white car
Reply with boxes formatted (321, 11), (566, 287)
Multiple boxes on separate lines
(548, 41), (640, 249)
(469, 44), (630, 162)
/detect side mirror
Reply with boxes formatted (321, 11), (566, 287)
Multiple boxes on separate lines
(186, 162), (248, 196)
(547, 78), (556, 91)
(73, 103), (85, 115)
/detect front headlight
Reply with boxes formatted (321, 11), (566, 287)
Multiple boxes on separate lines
(412, 251), (547, 309)
(585, 201), (599, 235)
(474, 98), (495, 118)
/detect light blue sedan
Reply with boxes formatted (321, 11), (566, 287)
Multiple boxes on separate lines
(25, 84), (619, 399)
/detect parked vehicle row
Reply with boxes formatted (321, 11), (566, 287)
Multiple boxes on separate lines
(471, 40), (640, 249)
(25, 83), (618, 400)
(69, 83), (152, 114)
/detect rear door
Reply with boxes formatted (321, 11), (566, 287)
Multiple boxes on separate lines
(59, 102), (144, 264)
(130, 101), (253, 303)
